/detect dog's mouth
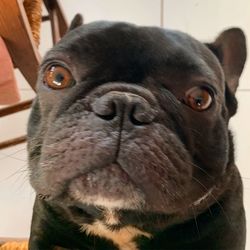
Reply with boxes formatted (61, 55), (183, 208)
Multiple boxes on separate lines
(67, 163), (145, 211)
(35, 147), (215, 228)
(47, 163), (146, 227)
(43, 158), (194, 221)
(34, 141), (196, 215)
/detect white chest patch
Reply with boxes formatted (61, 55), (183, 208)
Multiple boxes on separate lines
(81, 221), (151, 250)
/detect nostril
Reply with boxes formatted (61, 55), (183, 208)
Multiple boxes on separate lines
(130, 103), (156, 126)
(97, 113), (116, 120)
(130, 106), (147, 126)
(92, 98), (116, 121)
(95, 102), (116, 121)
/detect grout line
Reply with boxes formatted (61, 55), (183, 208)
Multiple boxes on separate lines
(238, 89), (250, 92)
(19, 88), (35, 91)
(0, 145), (26, 156)
(1, 155), (27, 162)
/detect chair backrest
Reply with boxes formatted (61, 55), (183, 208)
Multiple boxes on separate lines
(0, 0), (68, 149)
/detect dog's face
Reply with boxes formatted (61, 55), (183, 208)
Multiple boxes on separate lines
(28, 20), (246, 230)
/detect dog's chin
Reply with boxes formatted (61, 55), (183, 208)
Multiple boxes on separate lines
(64, 162), (190, 216)
(67, 163), (145, 211)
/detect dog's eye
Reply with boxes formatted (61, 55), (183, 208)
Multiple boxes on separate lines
(184, 86), (213, 111)
(43, 65), (75, 89)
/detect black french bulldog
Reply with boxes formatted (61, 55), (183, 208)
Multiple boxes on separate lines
(27, 14), (247, 250)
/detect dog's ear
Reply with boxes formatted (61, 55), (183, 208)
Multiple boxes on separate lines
(68, 13), (84, 31)
(206, 28), (247, 93)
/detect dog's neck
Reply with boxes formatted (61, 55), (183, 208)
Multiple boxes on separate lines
(79, 164), (237, 250)
(81, 221), (151, 250)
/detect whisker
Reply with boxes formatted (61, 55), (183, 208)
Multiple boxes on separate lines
(0, 145), (26, 156)
(2, 154), (27, 162)
(192, 176), (231, 226)
(241, 177), (250, 180)
(0, 164), (29, 183)
(15, 175), (30, 193)
(0, 153), (27, 162)
(190, 162), (214, 180)
(191, 205), (201, 239)
(10, 146), (27, 154)
(205, 198), (214, 217)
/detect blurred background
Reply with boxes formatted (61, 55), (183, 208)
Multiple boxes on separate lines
(0, 0), (249, 248)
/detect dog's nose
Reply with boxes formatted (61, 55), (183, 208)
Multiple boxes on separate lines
(91, 91), (157, 125)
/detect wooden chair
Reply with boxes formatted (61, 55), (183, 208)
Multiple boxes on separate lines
(0, 0), (68, 149)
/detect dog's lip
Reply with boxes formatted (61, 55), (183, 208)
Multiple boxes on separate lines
(68, 202), (103, 219)
(36, 160), (174, 212)
(35, 161), (120, 201)
(62, 163), (145, 209)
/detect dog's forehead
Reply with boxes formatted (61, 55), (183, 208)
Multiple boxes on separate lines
(45, 21), (224, 91)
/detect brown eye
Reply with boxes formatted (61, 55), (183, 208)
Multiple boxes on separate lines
(44, 65), (75, 89)
(184, 86), (213, 111)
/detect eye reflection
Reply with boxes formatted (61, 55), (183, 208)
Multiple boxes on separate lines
(43, 65), (75, 89)
(184, 86), (213, 111)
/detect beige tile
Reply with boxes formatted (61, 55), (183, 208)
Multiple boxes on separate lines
(230, 91), (250, 181)
(15, 69), (30, 90)
(60, 0), (161, 26)
(19, 90), (36, 101)
(39, 19), (53, 57)
(0, 153), (7, 160)
(0, 109), (31, 141)
(230, 90), (250, 249)
(0, 143), (26, 156)
(164, 0), (250, 90)
(0, 150), (34, 237)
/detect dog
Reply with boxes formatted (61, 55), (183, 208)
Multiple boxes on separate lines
(27, 14), (247, 250)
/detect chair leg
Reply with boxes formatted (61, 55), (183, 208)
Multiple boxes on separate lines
(0, 99), (32, 149)
(43, 0), (68, 44)
(0, 0), (41, 91)
(0, 136), (27, 150)
(0, 99), (33, 117)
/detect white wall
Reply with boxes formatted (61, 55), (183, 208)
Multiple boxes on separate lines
(0, 1), (249, 248)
